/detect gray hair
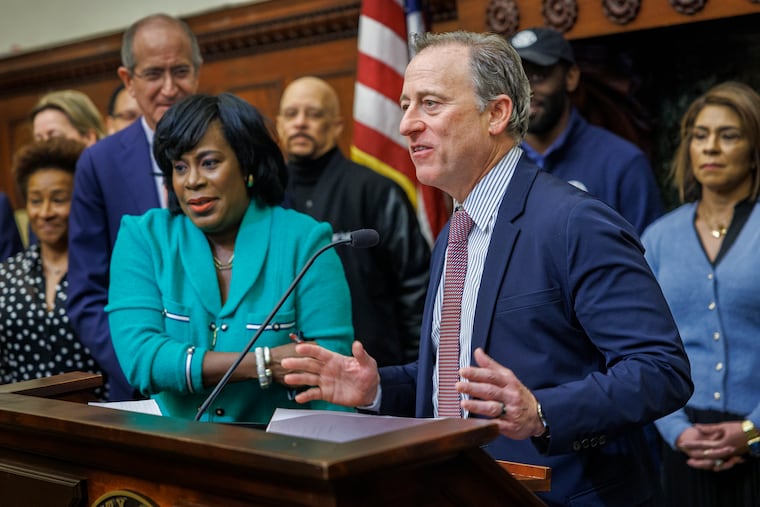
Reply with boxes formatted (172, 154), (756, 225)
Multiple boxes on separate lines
(411, 31), (531, 141)
(121, 13), (203, 73)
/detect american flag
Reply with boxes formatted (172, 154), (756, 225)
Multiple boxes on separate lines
(350, 0), (450, 244)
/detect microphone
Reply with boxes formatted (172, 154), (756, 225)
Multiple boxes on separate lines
(194, 228), (379, 421)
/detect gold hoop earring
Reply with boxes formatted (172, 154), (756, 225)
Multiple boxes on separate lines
(246, 174), (254, 188)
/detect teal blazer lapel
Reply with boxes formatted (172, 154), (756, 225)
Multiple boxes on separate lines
(223, 202), (270, 315)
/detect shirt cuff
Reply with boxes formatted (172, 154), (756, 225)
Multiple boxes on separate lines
(357, 385), (382, 412)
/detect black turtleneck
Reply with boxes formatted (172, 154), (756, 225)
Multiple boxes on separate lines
(287, 147), (338, 212)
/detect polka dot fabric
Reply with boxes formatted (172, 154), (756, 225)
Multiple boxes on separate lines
(0, 245), (104, 398)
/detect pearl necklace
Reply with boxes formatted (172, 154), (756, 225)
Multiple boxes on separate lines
(213, 253), (234, 271)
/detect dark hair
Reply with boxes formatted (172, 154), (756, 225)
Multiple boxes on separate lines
(107, 83), (126, 117)
(13, 137), (85, 197)
(154, 93), (287, 214)
(671, 81), (760, 203)
(121, 14), (202, 73)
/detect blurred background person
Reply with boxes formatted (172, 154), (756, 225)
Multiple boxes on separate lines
(0, 192), (22, 262)
(510, 27), (663, 235)
(277, 76), (430, 366)
(105, 82), (140, 135)
(642, 81), (760, 506)
(30, 89), (105, 146)
(0, 138), (104, 398)
(106, 93), (353, 422)
(68, 13), (202, 401)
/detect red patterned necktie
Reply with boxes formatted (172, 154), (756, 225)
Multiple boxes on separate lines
(437, 208), (474, 417)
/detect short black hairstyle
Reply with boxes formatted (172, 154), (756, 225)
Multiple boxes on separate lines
(153, 93), (287, 214)
(13, 137), (85, 198)
(107, 83), (126, 117)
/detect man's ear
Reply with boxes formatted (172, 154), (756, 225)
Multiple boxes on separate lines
(117, 67), (135, 97)
(565, 64), (581, 94)
(488, 95), (513, 136)
(332, 115), (344, 140)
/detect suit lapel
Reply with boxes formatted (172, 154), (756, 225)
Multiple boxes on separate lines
(416, 229), (447, 416)
(116, 121), (160, 211)
(222, 202), (269, 315)
(178, 215), (222, 316)
(471, 160), (539, 352)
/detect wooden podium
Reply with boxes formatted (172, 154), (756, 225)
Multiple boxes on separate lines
(0, 373), (548, 506)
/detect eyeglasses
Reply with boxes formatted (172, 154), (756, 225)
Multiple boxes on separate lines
(132, 65), (194, 84)
(111, 110), (140, 122)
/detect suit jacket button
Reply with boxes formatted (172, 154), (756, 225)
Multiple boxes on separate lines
(581, 438), (590, 449)
(590, 437), (598, 447)
(599, 435), (607, 445)
(573, 441), (581, 451)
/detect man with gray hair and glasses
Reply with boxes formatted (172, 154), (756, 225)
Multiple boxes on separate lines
(68, 13), (202, 400)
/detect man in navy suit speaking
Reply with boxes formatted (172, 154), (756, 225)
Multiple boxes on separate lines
(282, 31), (692, 507)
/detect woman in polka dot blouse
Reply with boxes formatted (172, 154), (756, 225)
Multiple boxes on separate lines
(0, 137), (104, 398)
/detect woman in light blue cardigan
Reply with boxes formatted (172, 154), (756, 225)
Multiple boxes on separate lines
(107, 93), (354, 423)
(642, 81), (760, 507)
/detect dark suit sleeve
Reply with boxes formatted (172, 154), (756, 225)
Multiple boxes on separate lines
(379, 362), (419, 417)
(67, 148), (133, 400)
(535, 198), (692, 454)
(0, 193), (22, 262)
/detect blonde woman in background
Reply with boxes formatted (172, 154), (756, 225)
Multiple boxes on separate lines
(31, 89), (105, 146)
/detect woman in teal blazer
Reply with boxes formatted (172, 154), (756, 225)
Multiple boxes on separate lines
(107, 93), (353, 423)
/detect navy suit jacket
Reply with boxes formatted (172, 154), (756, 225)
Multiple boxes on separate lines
(68, 120), (160, 400)
(0, 192), (22, 262)
(379, 157), (692, 506)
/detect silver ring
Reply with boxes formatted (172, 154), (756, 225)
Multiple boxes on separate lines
(499, 402), (507, 418)
(714, 459), (724, 468)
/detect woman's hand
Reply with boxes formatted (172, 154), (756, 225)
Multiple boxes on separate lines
(677, 422), (747, 472)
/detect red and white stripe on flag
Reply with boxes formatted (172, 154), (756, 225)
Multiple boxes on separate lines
(350, 0), (450, 244)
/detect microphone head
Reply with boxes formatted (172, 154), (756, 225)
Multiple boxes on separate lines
(350, 229), (380, 248)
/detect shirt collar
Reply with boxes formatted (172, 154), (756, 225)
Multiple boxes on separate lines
(456, 146), (522, 233)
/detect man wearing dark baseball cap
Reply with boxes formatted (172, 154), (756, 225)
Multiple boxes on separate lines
(510, 27), (575, 66)
(508, 27), (663, 236)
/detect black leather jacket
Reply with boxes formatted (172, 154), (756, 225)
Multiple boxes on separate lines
(285, 148), (431, 366)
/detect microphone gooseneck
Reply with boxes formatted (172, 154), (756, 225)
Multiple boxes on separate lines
(194, 228), (379, 421)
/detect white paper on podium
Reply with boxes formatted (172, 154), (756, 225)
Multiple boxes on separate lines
(89, 398), (162, 416)
(266, 408), (435, 443)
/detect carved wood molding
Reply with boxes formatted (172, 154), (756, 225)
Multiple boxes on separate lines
(0, 0), (456, 96)
(486, 0), (521, 37)
(542, 0), (579, 33)
(602, 0), (642, 25)
(670, 0), (707, 15)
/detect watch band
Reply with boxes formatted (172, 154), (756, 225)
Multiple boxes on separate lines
(742, 419), (760, 440)
(536, 402), (550, 438)
(742, 420), (760, 458)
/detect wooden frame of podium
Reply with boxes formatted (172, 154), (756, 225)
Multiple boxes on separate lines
(0, 373), (549, 506)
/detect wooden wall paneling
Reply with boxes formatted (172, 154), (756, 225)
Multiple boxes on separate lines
(200, 35), (359, 154)
(467, 0), (759, 39)
(0, 0), (757, 209)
